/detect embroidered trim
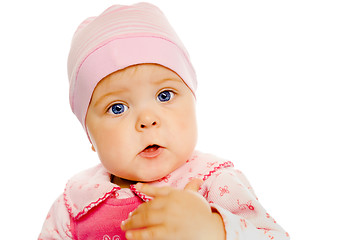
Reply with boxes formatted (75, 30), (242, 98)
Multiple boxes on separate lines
(64, 186), (73, 219)
(202, 161), (234, 181)
(64, 186), (121, 220)
(130, 185), (152, 202)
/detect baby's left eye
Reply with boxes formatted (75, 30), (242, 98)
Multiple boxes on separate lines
(157, 90), (174, 102)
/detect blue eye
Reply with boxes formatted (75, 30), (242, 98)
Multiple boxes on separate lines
(157, 90), (174, 102)
(108, 103), (128, 115)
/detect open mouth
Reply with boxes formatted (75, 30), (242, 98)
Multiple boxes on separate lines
(139, 144), (163, 158)
(144, 144), (160, 151)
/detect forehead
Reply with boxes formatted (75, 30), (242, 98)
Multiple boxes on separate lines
(95, 64), (184, 92)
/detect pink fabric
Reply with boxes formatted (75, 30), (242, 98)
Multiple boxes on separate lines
(67, 3), (197, 132)
(71, 196), (142, 240)
(39, 151), (290, 240)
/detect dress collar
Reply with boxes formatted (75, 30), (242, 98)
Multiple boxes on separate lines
(64, 151), (233, 219)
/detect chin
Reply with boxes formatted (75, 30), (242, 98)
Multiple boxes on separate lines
(136, 171), (170, 182)
(140, 176), (165, 182)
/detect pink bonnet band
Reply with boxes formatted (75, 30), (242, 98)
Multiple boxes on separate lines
(67, 3), (197, 131)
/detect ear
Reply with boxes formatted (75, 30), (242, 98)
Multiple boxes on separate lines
(91, 145), (96, 152)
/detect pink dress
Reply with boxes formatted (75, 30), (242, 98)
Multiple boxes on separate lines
(39, 151), (290, 239)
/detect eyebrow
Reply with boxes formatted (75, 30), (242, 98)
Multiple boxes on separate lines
(93, 78), (182, 107)
(93, 89), (126, 107)
(153, 77), (183, 85)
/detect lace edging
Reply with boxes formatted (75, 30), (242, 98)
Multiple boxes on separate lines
(64, 186), (121, 220)
(202, 161), (234, 181)
(130, 185), (152, 202)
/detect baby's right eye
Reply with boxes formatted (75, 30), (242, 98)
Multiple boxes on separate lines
(108, 103), (128, 115)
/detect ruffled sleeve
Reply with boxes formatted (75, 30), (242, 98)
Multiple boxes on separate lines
(201, 168), (290, 240)
(38, 195), (73, 240)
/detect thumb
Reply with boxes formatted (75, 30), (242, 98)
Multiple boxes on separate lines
(184, 178), (203, 192)
(134, 183), (172, 197)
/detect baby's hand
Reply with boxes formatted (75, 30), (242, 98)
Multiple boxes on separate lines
(121, 179), (225, 240)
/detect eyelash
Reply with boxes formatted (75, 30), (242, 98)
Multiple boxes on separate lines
(107, 103), (128, 115)
(157, 90), (175, 102)
(105, 90), (176, 115)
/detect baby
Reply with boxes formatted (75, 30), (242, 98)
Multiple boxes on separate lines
(39, 3), (289, 240)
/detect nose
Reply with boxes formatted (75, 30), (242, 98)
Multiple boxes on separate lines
(136, 110), (160, 131)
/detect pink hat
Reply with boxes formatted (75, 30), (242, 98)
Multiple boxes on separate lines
(67, 3), (197, 131)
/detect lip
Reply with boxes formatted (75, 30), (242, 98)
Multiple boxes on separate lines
(139, 145), (164, 158)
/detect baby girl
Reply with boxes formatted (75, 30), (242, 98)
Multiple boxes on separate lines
(39, 3), (289, 240)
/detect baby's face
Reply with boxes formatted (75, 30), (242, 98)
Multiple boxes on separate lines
(86, 64), (197, 183)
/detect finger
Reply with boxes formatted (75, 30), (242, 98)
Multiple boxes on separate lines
(127, 197), (165, 218)
(184, 178), (203, 192)
(136, 183), (173, 197)
(121, 208), (165, 231)
(125, 225), (167, 240)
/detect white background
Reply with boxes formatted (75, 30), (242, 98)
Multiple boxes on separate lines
(0, 0), (359, 239)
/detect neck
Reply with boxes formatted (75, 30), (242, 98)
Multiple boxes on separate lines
(111, 175), (138, 188)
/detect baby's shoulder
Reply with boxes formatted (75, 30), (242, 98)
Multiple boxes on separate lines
(67, 164), (107, 183)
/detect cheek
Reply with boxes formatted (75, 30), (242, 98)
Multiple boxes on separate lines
(171, 102), (198, 143)
(182, 99), (197, 129)
(90, 120), (132, 158)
